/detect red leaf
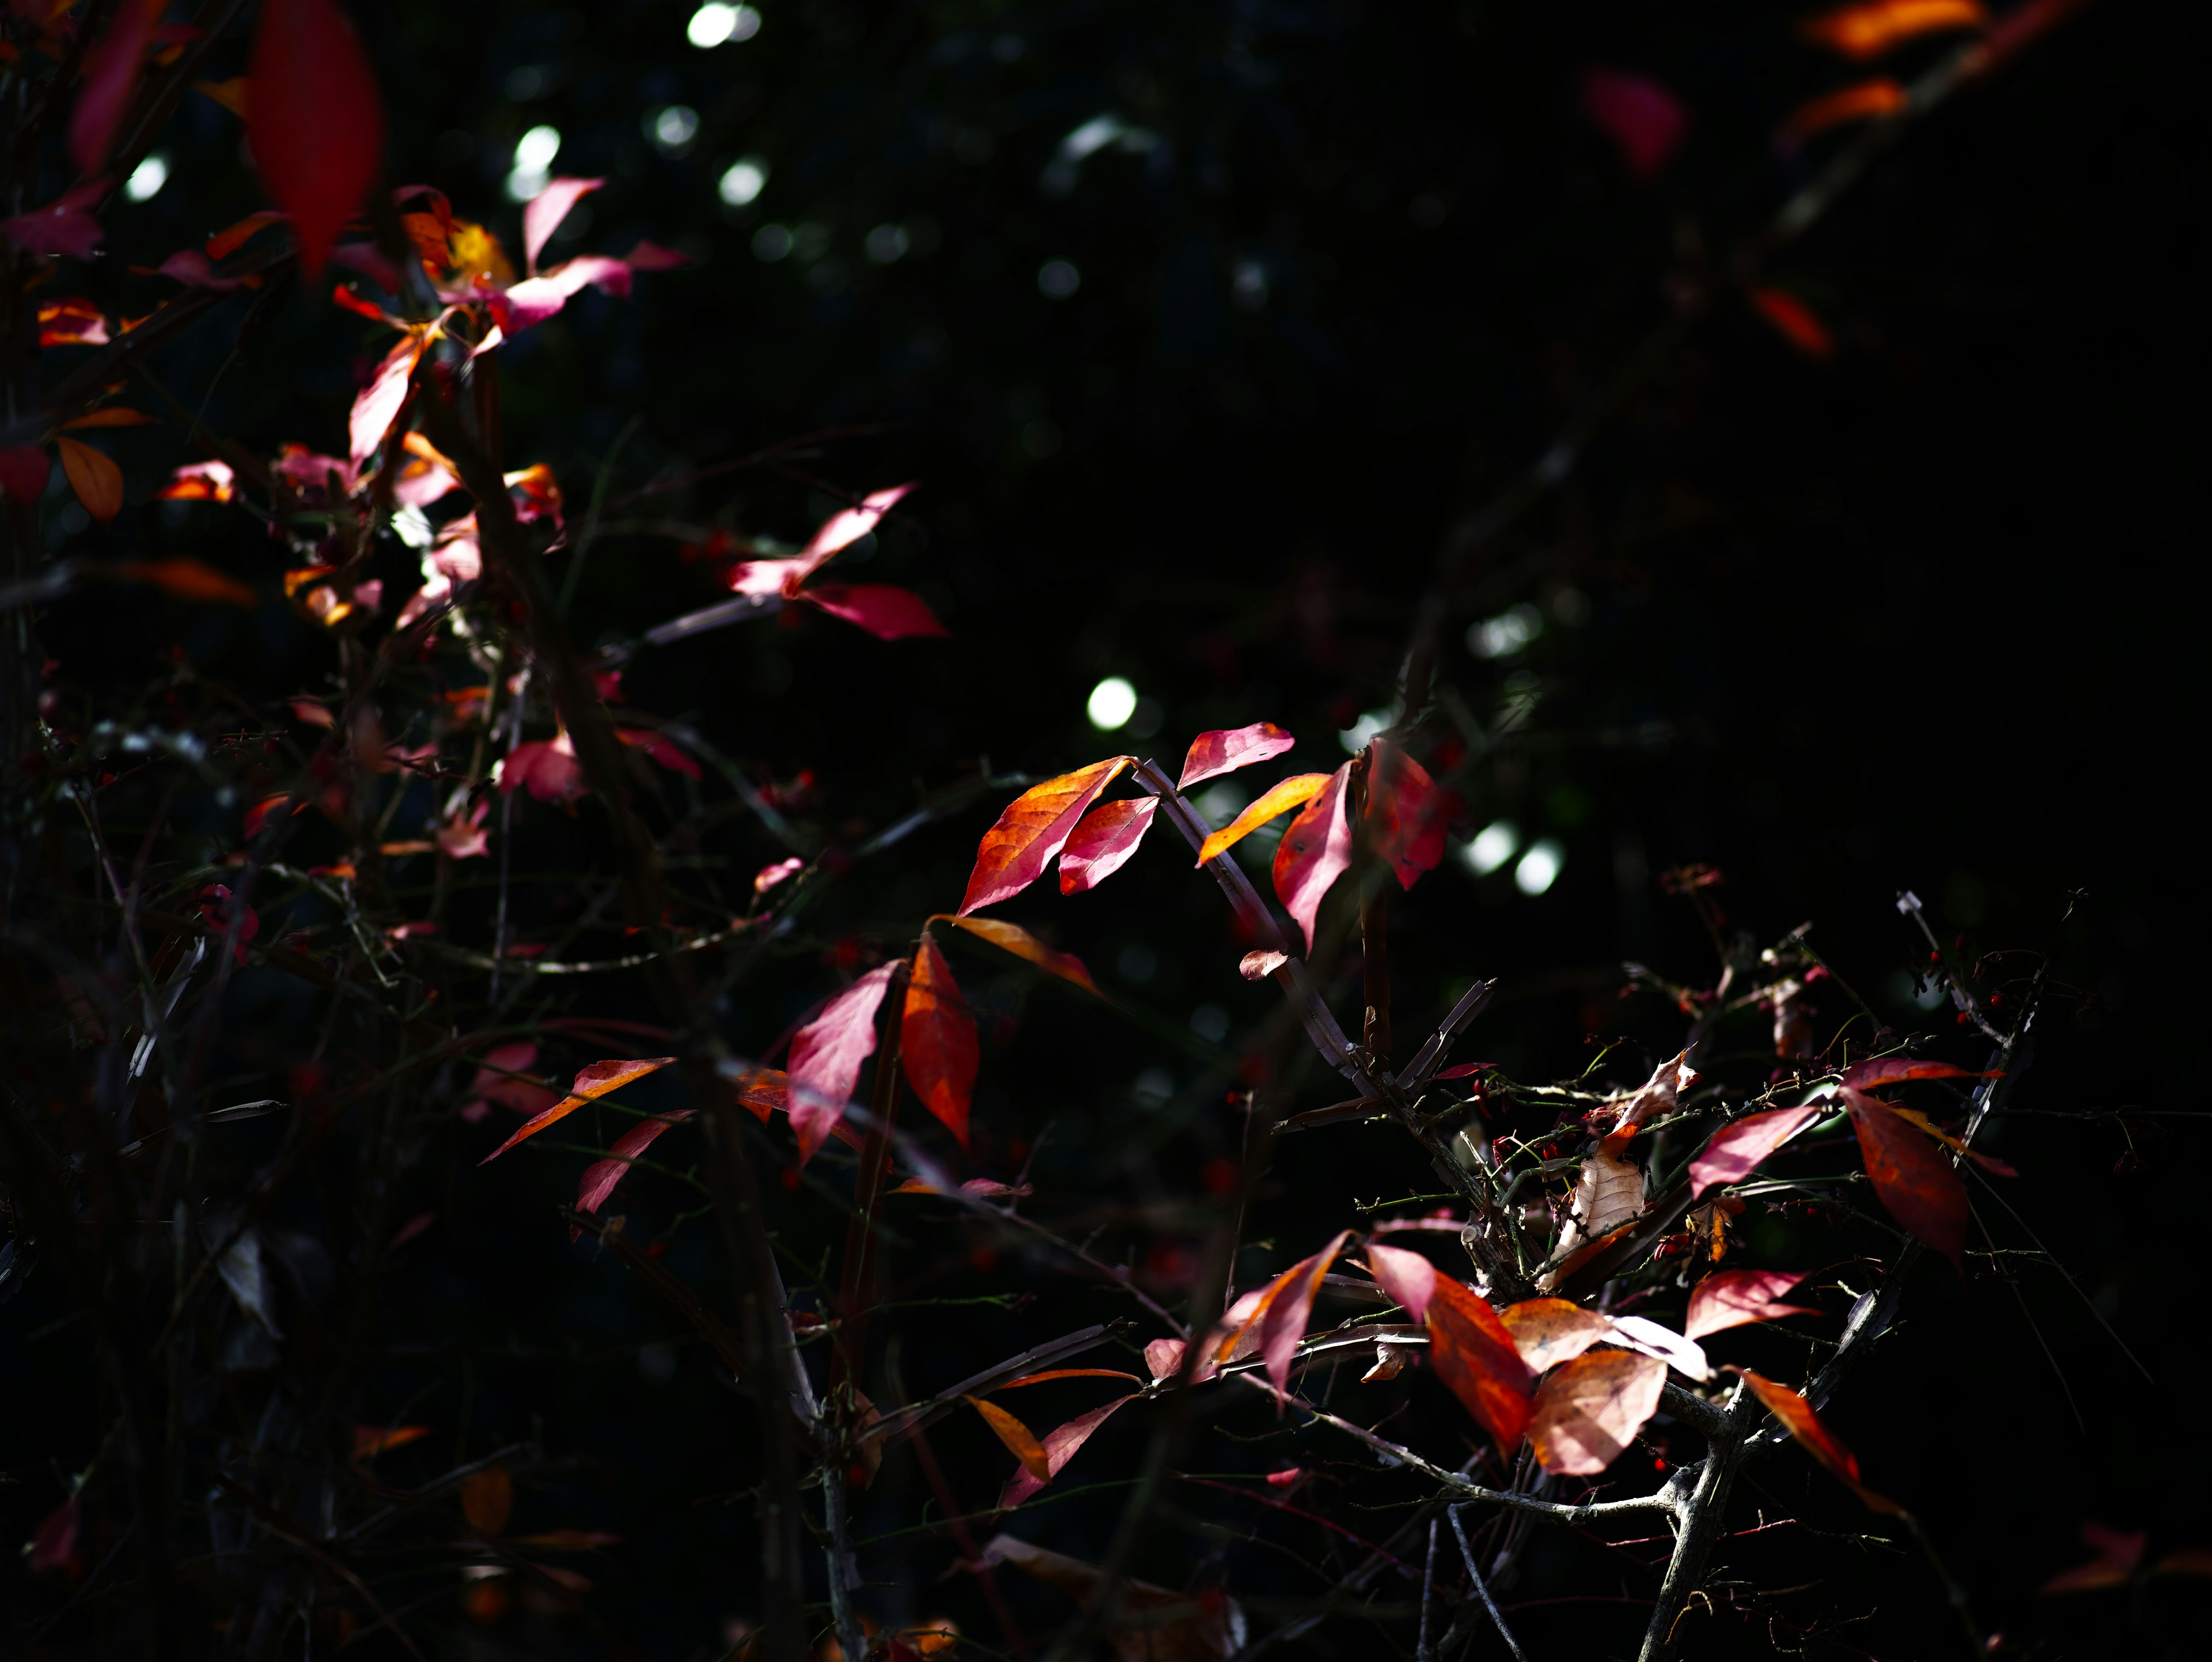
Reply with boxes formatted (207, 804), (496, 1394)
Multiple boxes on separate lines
(1058, 796), (1158, 894)
(248, 0), (387, 277)
(1271, 763), (1353, 953)
(522, 176), (604, 273)
(798, 582), (949, 639)
(69, 0), (163, 177)
(497, 735), (583, 804)
(2, 182), (108, 259)
(1196, 773), (1332, 864)
(1843, 1085), (1968, 1271)
(944, 915), (1100, 995)
(1732, 1366), (1903, 1513)
(195, 884), (260, 965)
(958, 759), (1131, 914)
(38, 297), (111, 347)
(348, 334), (423, 468)
(1499, 1297), (1614, 1372)
(480, 1057), (678, 1163)
(1427, 1277), (1535, 1458)
(615, 726), (701, 779)
(997, 1396), (1137, 1509)
(1177, 721), (1296, 790)
(1581, 65), (1688, 179)
(1751, 287), (1836, 360)
(1688, 1104), (1822, 1195)
(901, 936), (979, 1148)
(1529, 1350), (1667, 1475)
(0, 446), (51, 502)
(1684, 1269), (1820, 1342)
(804, 482), (916, 560)
(1363, 739), (1446, 889)
(577, 1110), (696, 1215)
(1840, 1057), (2001, 1091)
(789, 963), (898, 1161)
(28, 1496), (82, 1577)
(1362, 1241), (1439, 1323)
(729, 1067), (788, 1123)
(1248, 1231), (1352, 1398)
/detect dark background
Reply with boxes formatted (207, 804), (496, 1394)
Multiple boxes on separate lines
(12, 1), (2203, 1657)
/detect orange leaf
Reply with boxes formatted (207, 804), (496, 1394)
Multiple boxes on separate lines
(55, 436), (123, 522)
(59, 407), (157, 430)
(1195, 773), (1332, 864)
(460, 1467), (514, 1536)
(1777, 78), (1907, 148)
(481, 1056), (679, 1163)
(1843, 1086), (1968, 1270)
(1529, 1350), (1667, 1475)
(1500, 1297), (1615, 1372)
(902, 934), (979, 1148)
(351, 1424), (432, 1460)
(1801, 0), (1988, 60)
(1426, 1277), (1535, 1459)
(1751, 287), (1836, 359)
(941, 914), (1099, 997)
(997, 1369), (1146, 1390)
(957, 758), (1131, 914)
(1212, 1231), (1351, 1399)
(1732, 1366), (1903, 1513)
(1888, 1104), (2017, 1175)
(193, 76), (249, 119)
(113, 559), (256, 607)
(964, 1396), (1052, 1482)
(997, 1396), (1137, 1509)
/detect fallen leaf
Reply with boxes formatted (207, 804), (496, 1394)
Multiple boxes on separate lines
(943, 915), (1099, 996)
(1683, 1269), (1821, 1342)
(1801, 0), (1988, 60)
(1362, 1242), (1440, 1323)
(997, 1396), (1137, 1508)
(522, 176), (604, 272)
(1427, 1277), (1535, 1459)
(959, 758), (1132, 914)
(1529, 1350), (1668, 1475)
(789, 963), (899, 1161)
(481, 1057), (679, 1163)
(1363, 739), (1447, 889)
(1271, 763), (1353, 953)
(1195, 773), (1332, 865)
(965, 1396), (1052, 1482)
(577, 1110), (696, 1215)
(1732, 1366), (1903, 1513)
(56, 437), (123, 523)
(902, 935), (979, 1148)
(1581, 64), (1689, 178)
(1696, 1101), (1822, 1194)
(1751, 287), (1836, 359)
(461, 1467), (514, 1536)
(114, 560), (256, 606)
(1177, 721), (1297, 790)
(798, 582), (950, 639)
(248, 0), (387, 275)
(68, 0), (163, 176)
(1058, 796), (1158, 895)
(1843, 1086), (1968, 1271)
(1499, 1298), (1614, 1372)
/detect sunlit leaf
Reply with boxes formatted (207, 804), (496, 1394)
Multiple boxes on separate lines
(941, 915), (1100, 995)
(248, 0), (387, 276)
(1529, 1350), (1667, 1475)
(789, 962), (899, 1161)
(1271, 763), (1353, 953)
(1214, 1229), (1350, 1399)
(1058, 796), (1158, 894)
(1426, 1277), (1535, 1458)
(1605, 1313), (1711, 1381)
(998, 1369), (1146, 1390)
(1238, 949), (1290, 981)
(522, 176), (605, 273)
(1887, 1104), (2017, 1175)
(1177, 721), (1297, 790)
(997, 1396), (1137, 1509)
(481, 1057), (679, 1163)
(1732, 1366), (1904, 1513)
(1362, 1242), (1440, 1323)
(1688, 1103), (1823, 1195)
(804, 482), (917, 561)
(1195, 773), (1331, 865)
(349, 334), (423, 468)
(1684, 1269), (1821, 1342)
(964, 1395), (1052, 1482)
(1843, 1085), (1968, 1270)
(957, 758), (1131, 914)
(1500, 1298), (1613, 1373)
(55, 437), (123, 523)
(1801, 0), (1987, 61)
(902, 934), (979, 1148)
(38, 298), (110, 347)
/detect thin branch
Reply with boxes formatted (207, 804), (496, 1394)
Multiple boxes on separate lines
(1449, 1503), (1530, 1662)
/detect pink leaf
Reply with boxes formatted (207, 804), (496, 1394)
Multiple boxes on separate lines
(348, 335), (422, 468)
(725, 556), (812, 597)
(69, 0), (162, 177)
(248, 0), (387, 277)
(787, 963), (899, 1161)
(1362, 1241), (1439, 1323)
(329, 240), (402, 293)
(2, 181), (108, 259)
(803, 482), (916, 561)
(1271, 762), (1353, 952)
(1688, 1104), (1822, 1195)
(1582, 65), (1689, 179)
(464, 1042), (555, 1118)
(616, 726), (701, 779)
(798, 582), (949, 640)
(1058, 797), (1158, 894)
(997, 1397), (1136, 1508)
(494, 256), (633, 331)
(1144, 1338), (1186, 1381)
(522, 176), (604, 274)
(496, 734), (583, 805)
(1684, 1269), (1821, 1342)
(577, 1109), (697, 1214)
(1254, 1231), (1352, 1398)
(155, 249), (245, 292)
(1177, 721), (1297, 790)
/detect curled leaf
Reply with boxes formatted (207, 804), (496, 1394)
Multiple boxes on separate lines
(943, 915), (1099, 996)
(1195, 773), (1331, 865)
(964, 1396), (1052, 1482)
(1239, 949), (1289, 981)
(522, 176), (604, 272)
(1732, 1366), (1903, 1514)
(1529, 1350), (1667, 1475)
